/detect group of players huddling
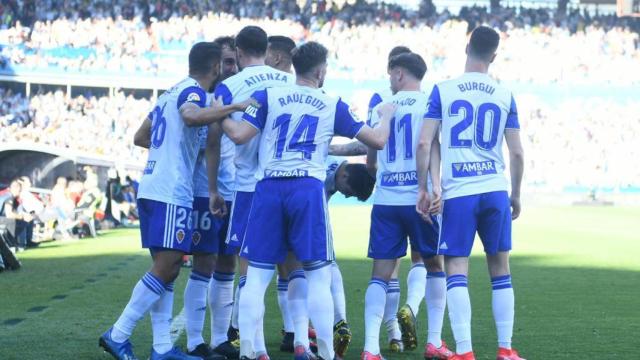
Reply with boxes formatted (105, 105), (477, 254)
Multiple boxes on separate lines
(98, 24), (525, 360)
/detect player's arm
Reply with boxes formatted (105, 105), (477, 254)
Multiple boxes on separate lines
(133, 117), (151, 149)
(366, 146), (377, 178)
(353, 102), (396, 150)
(428, 135), (442, 214)
(178, 85), (249, 127)
(505, 95), (524, 220)
(416, 85), (443, 222)
(329, 141), (368, 156)
(224, 89), (268, 144)
(205, 122), (227, 217)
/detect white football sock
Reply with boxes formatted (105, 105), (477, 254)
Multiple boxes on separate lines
(288, 270), (310, 348)
(426, 271), (446, 347)
(491, 275), (514, 349)
(277, 276), (294, 333)
(447, 275), (472, 354)
(210, 271), (235, 347)
(238, 265), (274, 357)
(330, 262), (347, 324)
(254, 303), (266, 354)
(151, 282), (174, 354)
(304, 262), (335, 360)
(383, 278), (401, 341)
(406, 263), (427, 315)
(111, 272), (165, 343)
(184, 271), (210, 351)
(231, 278), (243, 330)
(364, 277), (388, 355)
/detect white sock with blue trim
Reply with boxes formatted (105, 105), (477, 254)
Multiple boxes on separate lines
(407, 263), (427, 315)
(491, 275), (514, 349)
(231, 278), (243, 330)
(238, 264), (274, 357)
(277, 276), (294, 333)
(210, 271), (235, 347)
(151, 282), (175, 354)
(364, 277), (388, 355)
(185, 271), (211, 351)
(111, 272), (166, 343)
(383, 278), (401, 341)
(426, 271), (446, 347)
(304, 262), (335, 360)
(288, 270), (309, 348)
(330, 262), (347, 324)
(447, 274), (472, 354)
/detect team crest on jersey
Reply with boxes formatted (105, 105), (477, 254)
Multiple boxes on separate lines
(187, 92), (201, 103)
(176, 229), (186, 244)
(349, 107), (360, 121)
(192, 231), (201, 245)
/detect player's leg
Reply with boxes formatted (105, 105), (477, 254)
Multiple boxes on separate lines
(330, 260), (351, 359)
(276, 263), (295, 351)
(363, 205), (407, 358)
(287, 178), (335, 360)
(440, 195), (479, 357)
(209, 201), (239, 358)
(100, 200), (192, 359)
(406, 250), (427, 316)
(184, 197), (222, 358)
(283, 254), (313, 356)
(383, 260), (403, 352)
(238, 181), (287, 359)
(478, 191), (523, 360)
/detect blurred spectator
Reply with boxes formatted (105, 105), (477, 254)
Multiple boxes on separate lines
(0, 179), (38, 250)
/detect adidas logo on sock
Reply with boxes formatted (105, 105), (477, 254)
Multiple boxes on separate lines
(439, 242), (448, 250)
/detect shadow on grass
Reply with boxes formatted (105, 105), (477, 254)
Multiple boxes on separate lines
(1, 251), (638, 359)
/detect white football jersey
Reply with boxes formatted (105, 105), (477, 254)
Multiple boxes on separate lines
(324, 156), (345, 200)
(137, 77), (207, 207)
(214, 65), (294, 192)
(242, 85), (365, 183)
(192, 123), (236, 201)
(425, 72), (520, 200)
(370, 91), (430, 206)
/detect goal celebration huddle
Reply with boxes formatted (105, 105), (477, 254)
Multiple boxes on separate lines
(98, 24), (525, 360)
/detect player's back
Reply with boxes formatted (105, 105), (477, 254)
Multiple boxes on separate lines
(214, 65), (294, 192)
(427, 72), (518, 200)
(138, 77), (205, 207)
(371, 91), (428, 205)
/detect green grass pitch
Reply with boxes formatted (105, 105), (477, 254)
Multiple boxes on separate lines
(1, 205), (639, 359)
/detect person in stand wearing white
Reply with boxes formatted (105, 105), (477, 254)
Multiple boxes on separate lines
(416, 26), (526, 360)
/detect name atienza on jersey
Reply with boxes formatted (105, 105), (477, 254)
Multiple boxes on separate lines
(214, 65), (295, 192)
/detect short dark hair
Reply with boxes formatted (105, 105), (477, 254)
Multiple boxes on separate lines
(188, 42), (222, 75)
(468, 26), (499, 62)
(388, 53), (427, 80)
(268, 35), (296, 58)
(344, 164), (376, 201)
(235, 26), (268, 57)
(292, 41), (328, 76)
(388, 46), (411, 60)
(214, 36), (235, 50)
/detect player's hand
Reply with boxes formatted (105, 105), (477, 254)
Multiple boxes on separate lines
(377, 102), (397, 120)
(416, 189), (433, 224)
(429, 186), (442, 215)
(209, 193), (228, 218)
(510, 196), (521, 220)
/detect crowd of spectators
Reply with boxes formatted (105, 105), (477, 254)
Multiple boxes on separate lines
(0, 2), (638, 83)
(0, 88), (149, 163)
